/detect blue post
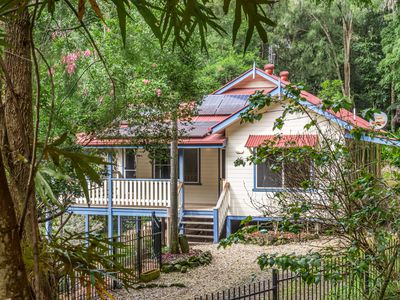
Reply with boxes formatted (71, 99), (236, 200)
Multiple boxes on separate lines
(178, 149), (185, 233)
(226, 216), (231, 237)
(85, 214), (89, 245)
(178, 149), (184, 203)
(213, 208), (219, 243)
(117, 215), (122, 238)
(107, 152), (113, 240)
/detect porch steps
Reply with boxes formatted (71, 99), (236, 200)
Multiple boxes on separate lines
(181, 221), (213, 225)
(181, 213), (214, 243)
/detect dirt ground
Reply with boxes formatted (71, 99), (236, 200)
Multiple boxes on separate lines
(114, 237), (337, 300)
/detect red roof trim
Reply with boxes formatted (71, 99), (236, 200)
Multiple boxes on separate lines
(245, 134), (318, 148)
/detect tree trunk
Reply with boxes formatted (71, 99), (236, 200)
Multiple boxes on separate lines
(169, 117), (180, 253)
(390, 81), (397, 132)
(342, 6), (352, 99)
(2, 9), (53, 299)
(0, 148), (32, 299)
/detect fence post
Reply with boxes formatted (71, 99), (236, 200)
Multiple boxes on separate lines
(364, 271), (370, 296)
(112, 236), (118, 289)
(272, 269), (279, 300)
(136, 217), (142, 276)
(152, 212), (162, 268)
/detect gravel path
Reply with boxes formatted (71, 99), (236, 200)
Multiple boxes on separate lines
(114, 238), (337, 300)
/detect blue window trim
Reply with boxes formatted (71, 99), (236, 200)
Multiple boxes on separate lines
(252, 148), (315, 193)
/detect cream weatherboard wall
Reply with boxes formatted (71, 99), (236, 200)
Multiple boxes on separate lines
(113, 148), (220, 208)
(184, 148), (220, 208)
(224, 102), (323, 217)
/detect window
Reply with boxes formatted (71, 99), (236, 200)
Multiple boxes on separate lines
(183, 149), (200, 184)
(152, 148), (200, 183)
(124, 150), (136, 178)
(255, 157), (311, 189)
(153, 150), (171, 179)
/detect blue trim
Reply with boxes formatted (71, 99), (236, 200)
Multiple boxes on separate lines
(178, 145), (225, 149)
(211, 88), (280, 134)
(215, 69), (281, 95)
(117, 215), (122, 237)
(213, 208), (219, 243)
(345, 133), (400, 146)
(68, 206), (168, 217)
(121, 149), (125, 177)
(110, 178), (170, 182)
(226, 218), (231, 237)
(215, 69), (253, 95)
(178, 149), (185, 233)
(107, 153), (113, 239)
(183, 210), (213, 216)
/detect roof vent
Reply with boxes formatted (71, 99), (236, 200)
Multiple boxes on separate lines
(264, 64), (274, 75)
(279, 70), (289, 81)
(120, 121), (129, 128)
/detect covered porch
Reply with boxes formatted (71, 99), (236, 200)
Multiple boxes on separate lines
(70, 145), (231, 243)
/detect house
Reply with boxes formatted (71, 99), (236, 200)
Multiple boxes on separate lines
(69, 64), (397, 244)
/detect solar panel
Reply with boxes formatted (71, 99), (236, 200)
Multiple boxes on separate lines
(198, 94), (249, 115)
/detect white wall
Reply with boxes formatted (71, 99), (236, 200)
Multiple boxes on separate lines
(224, 102), (329, 217)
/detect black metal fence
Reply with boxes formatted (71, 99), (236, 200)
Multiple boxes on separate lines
(194, 252), (400, 300)
(56, 214), (162, 299)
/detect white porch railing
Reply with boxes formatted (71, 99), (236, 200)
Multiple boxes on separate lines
(75, 179), (171, 207)
(213, 180), (230, 242)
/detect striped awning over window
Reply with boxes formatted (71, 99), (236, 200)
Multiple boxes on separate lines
(245, 134), (318, 148)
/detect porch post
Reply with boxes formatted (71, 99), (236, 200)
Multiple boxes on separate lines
(85, 214), (90, 236)
(107, 152), (113, 240)
(226, 217), (231, 237)
(117, 215), (122, 238)
(85, 214), (90, 244)
(178, 149), (185, 233)
(178, 149), (184, 203)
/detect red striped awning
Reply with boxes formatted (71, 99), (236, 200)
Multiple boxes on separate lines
(245, 134), (318, 148)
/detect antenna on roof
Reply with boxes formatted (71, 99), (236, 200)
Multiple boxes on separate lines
(252, 61), (256, 79)
(353, 107), (356, 121)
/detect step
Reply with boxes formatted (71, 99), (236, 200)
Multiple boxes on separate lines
(181, 221), (214, 225)
(185, 234), (214, 239)
(183, 215), (213, 219)
(184, 227), (214, 232)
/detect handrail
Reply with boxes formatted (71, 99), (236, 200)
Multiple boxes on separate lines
(75, 178), (171, 207)
(213, 180), (230, 243)
(215, 180), (230, 210)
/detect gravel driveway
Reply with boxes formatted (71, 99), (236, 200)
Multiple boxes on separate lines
(114, 238), (337, 300)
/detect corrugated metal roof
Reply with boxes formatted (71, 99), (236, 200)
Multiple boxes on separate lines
(198, 94), (249, 115)
(76, 133), (225, 147)
(245, 134), (318, 148)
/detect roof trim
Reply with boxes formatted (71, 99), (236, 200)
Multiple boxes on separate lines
(211, 88), (280, 133)
(213, 68), (280, 95)
(345, 133), (400, 146)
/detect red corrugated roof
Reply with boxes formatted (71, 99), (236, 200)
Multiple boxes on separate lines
(77, 133), (225, 147)
(245, 134), (318, 148)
